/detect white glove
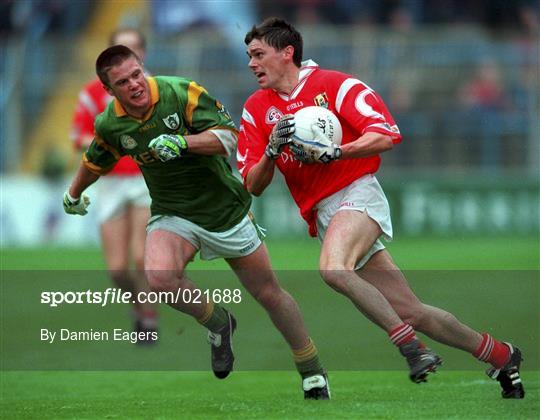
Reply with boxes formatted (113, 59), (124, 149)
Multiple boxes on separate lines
(265, 114), (295, 160)
(289, 124), (342, 164)
(63, 190), (91, 215)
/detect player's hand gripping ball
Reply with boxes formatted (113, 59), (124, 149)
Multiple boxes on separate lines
(289, 106), (342, 164)
(265, 114), (295, 160)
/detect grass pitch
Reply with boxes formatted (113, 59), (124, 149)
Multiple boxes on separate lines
(2, 234), (539, 270)
(1, 371), (538, 419)
(1, 235), (539, 418)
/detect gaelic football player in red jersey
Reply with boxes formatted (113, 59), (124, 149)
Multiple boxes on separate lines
(238, 17), (524, 399)
(70, 28), (157, 343)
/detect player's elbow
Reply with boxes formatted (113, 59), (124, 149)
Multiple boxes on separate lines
(244, 169), (269, 197)
(246, 183), (263, 197)
(381, 136), (394, 152)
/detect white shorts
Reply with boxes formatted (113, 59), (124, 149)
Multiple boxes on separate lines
(315, 174), (393, 269)
(146, 213), (263, 261)
(95, 175), (151, 224)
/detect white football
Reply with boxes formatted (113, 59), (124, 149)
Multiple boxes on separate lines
(292, 106), (342, 145)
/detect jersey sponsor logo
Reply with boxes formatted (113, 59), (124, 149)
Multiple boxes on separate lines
(139, 121), (157, 132)
(265, 106), (283, 125)
(286, 101), (303, 112)
(314, 92), (329, 108)
(132, 151), (158, 165)
(162, 113), (180, 130)
(280, 151), (302, 166)
(120, 135), (137, 150)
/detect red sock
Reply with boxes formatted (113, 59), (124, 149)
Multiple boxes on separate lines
(473, 333), (510, 369)
(389, 324), (417, 346)
(139, 310), (158, 328)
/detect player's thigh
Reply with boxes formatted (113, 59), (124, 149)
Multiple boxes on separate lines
(128, 205), (150, 270)
(100, 214), (130, 271)
(226, 243), (280, 296)
(320, 210), (383, 270)
(357, 250), (423, 315)
(144, 229), (197, 272)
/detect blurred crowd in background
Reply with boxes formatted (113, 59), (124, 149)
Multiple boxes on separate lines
(0, 0), (538, 245)
(1, 0), (538, 173)
(1, 0), (538, 36)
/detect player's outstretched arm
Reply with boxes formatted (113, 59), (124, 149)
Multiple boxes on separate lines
(185, 130), (231, 156)
(149, 131), (232, 162)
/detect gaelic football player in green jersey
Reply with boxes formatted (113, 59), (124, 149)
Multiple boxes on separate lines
(63, 45), (329, 399)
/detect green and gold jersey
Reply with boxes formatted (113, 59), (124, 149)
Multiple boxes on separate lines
(84, 76), (251, 232)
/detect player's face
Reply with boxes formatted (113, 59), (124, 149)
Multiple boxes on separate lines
(105, 56), (150, 118)
(247, 39), (289, 90)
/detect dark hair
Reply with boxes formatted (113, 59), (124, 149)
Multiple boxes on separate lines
(245, 17), (303, 67)
(95, 45), (141, 87)
(108, 27), (146, 50)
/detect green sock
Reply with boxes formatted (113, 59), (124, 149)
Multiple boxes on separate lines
(293, 339), (325, 378)
(295, 356), (325, 378)
(198, 303), (229, 332)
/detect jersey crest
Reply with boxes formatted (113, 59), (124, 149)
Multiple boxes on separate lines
(314, 92), (329, 108)
(120, 134), (137, 150)
(162, 113), (180, 130)
(265, 106), (283, 125)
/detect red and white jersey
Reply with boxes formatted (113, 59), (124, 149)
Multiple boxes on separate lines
(70, 78), (140, 176)
(237, 60), (402, 236)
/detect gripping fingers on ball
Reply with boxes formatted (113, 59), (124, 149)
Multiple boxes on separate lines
(289, 143), (309, 162)
(275, 115), (295, 137)
(276, 125), (295, 138)
(161, 139), (180, 154)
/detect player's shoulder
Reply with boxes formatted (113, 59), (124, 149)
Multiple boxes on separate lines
(243, 88), (273, 111)
(153, 76), (209, 104)
(315, 68), (361, 87)
(154, 75), (200, 91)
(154, 75), (189, 84)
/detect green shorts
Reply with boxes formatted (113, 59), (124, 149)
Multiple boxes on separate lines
(147, 212), (264, 260)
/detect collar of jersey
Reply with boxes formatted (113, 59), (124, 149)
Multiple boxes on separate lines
(113, 77), (159, 120)
(276, 59), (319, 101)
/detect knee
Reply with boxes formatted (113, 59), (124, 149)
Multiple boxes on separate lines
(145, 269), (182, 293)
(319, 261), (352, 294)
